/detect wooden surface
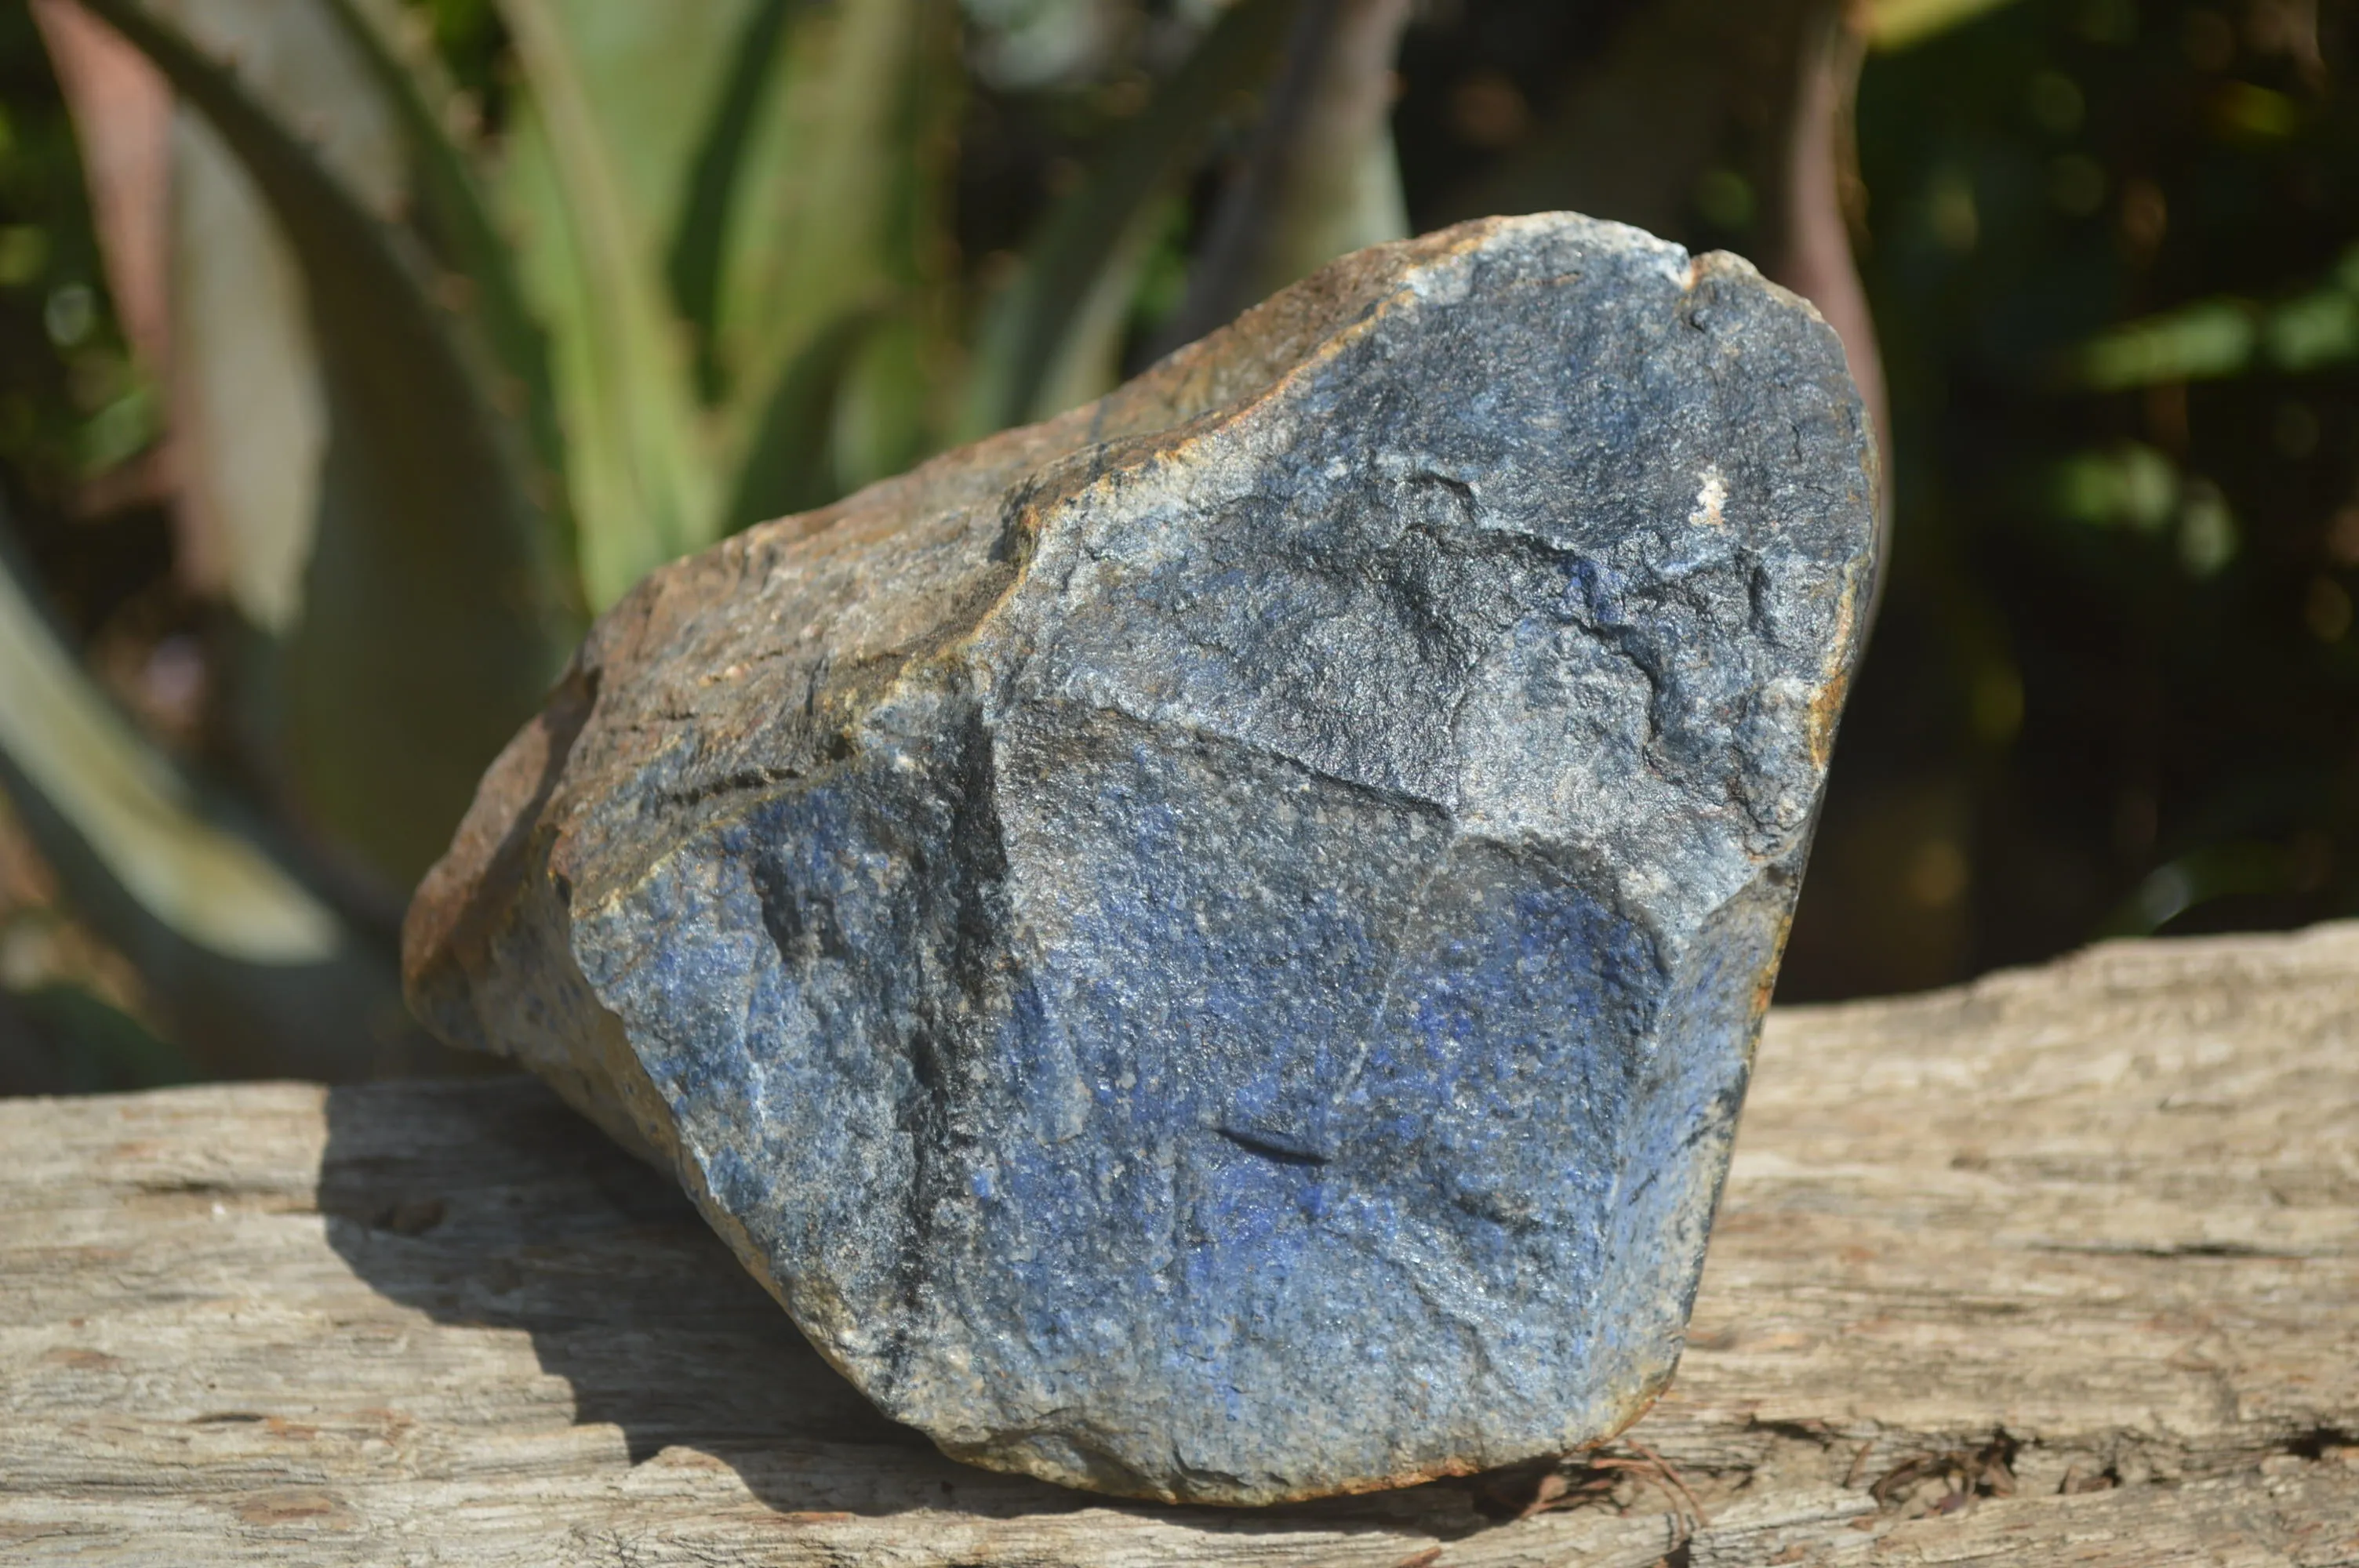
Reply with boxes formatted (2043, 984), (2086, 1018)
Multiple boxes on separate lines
(4, 924), (2357, 1565)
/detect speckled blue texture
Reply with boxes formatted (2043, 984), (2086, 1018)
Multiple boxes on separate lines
(406, 214), (1878, 1504)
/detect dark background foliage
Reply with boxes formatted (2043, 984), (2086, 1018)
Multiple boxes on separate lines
(1, 0), (2351, 1086)
(1790, 0), (2357, 995)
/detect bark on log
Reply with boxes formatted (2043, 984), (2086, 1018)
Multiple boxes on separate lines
(4, 924), (2356, 1565)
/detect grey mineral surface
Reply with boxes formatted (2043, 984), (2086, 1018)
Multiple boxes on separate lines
(404, 212), (1879, 1506)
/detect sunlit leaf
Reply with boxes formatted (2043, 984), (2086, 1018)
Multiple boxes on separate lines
(2074, 240), (2359, 388)
(2048, 442), (2178, 532)
(2073, 299), (2258, 389)
(164, 111), (326, 633)
(0, 541), (337, 965)
(82, 0), (581, 889)
(2209, 81), (2298, 142)
(1867, 0), (2028, 52)
(2175, 481), (2237, 578)
(2264, 289), (2359, 372)
(2098, 841), (2291, 936)
(713, 0), (963, 498)
(505, 0), (758, 238)
(495, 0), (719, 605)
(667, 0), (801, 398)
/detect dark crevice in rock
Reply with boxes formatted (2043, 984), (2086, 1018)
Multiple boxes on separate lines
(1215, 1125), (1332, 1167)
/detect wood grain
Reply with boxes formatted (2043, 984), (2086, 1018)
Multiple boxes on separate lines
(5, 924), (2356, 1564)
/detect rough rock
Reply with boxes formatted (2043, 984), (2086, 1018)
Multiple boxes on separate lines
(402, 212), (1879, 1506)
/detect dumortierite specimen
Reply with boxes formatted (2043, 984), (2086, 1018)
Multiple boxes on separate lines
(404, 214), (1878, 1505)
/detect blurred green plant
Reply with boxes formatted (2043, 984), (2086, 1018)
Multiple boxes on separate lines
(2073, 243), (2359, 387)
(0, 0), (2107, 1082)
(0, 0), (1418, 1079)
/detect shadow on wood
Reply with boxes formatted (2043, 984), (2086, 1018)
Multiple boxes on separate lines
(5, 925), (2357, 1563)
(313, 1076), (1507, 1537)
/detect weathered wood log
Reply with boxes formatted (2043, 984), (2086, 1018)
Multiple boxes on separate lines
(5, 924), (2356, 1565)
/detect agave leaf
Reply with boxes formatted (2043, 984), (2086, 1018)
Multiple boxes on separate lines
(36, 0), (379, 633)
(493, 0), (727, 604)
(80, 0), (580, 890)
(959, 0), (1298, 436)
(485, 0), (953, 529)
(24, 0), (172, 377)
(667, 0), (802, 399)
(832, 309), (945, 499)
(162, 110), (325, 634)
(0, 544), (338, 967)
(722, 307), (877, 533)
(0, 524), (437, 1083)
(500, 0), (758, 238)
(712, 0), (961, 494)
(1017, 191), (1175, 427)
(152, 0), (410, 212)
(317, 0), (572, 544)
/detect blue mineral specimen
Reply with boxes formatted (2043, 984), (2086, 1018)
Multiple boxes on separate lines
(404, 212), (1879, 1504)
